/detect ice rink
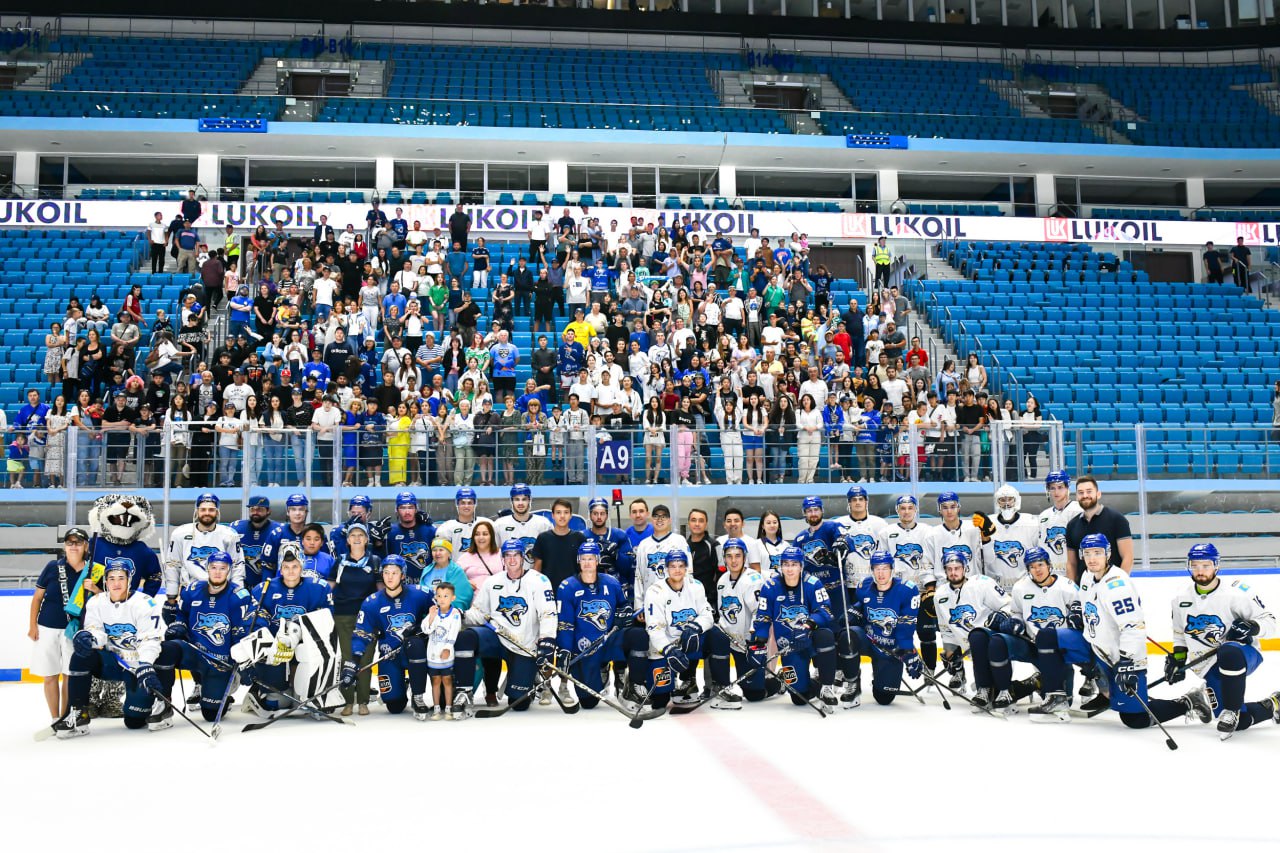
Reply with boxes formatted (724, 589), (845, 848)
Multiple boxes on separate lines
(5, 656), (1280, 853)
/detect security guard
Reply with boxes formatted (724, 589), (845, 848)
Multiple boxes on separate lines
(873, 237), (892, 288)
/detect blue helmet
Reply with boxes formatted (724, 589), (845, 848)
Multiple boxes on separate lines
(721, 537), (747, 555)
(102, 556), (136, 582)
(510, 483), (532, 500)
(588, 497), (609, 512)
(195, 492), (220, 508)
(578, 540), (602, 560)
(1079, 533), (1111, 555)
(665, 550), (691, 568)
(1187, 543), (1220, 568)
(1045, 470), (1071, 488)
(941, 548), (968, 568)
(382, 554), (407, 572)
(286, 493), (309, 508)
(395, 491), (418, 508)
(847, 485), (868, 501)
(780, 546), (805, 566)
(501, 539), (525, 557)
(869, 550), (894, 569)
(206, 550), (234, 570)
(895, 494), (918, 508)
(349, 495), (373, 510)
(802, 496), (823, 512)
(1024, 547), (1051, 569)
(455, 487), (478, 504)
(247, 495), (270, 510)
(937, 491), (960, 507)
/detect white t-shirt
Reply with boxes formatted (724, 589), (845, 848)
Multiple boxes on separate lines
(148, 222), (166, 244)
(529, 219), (549, 241)
(313, 277), (337, 308)
(215, 416), (243, 448)
(312, 406), (343, 442)
(153, 339), (179, 369)
(568, 381), (595, 408)
(882, 378), (909, 414)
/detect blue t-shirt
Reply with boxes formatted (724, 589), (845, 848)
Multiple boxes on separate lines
(229, 294), (253, 323)
(471, 247), (490, 272)
(490, 342), (519, 378)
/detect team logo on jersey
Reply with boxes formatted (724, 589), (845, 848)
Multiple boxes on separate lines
(241, 544), (263, 569)
(799, 538), (832, 568)
(188, 545), (219, 567)
(947, 604), (977, 630)
(1028, 605), (1065, 630)
(947, 544), (974, 564)
(1185, 613), (1227, 646)
(1083, 602), (1100, 637)
(779, 604), (811, 631)
(993, 540), (1025, 570)
(104, 622), (139, 649)
(646, 551), (668, 579)
(398, 540), (430, 568)
(195, 612), (231, 647)
(846, 534), (876, 561)
(498, 596), (529, 626)
(893, 543), (925, 575)
(1044, 527), (1067, 556)
(670, 608), (698, 627)
(578, 599), (612, 631)
(866, 607), (898, 635)
(274, 604), (306, 622)
(516, 537), (537, 562)
(460, 537), (472, 552)
(386, 612), (417, 638)
(720, 595), (743, 624)
(767, 552), (783, 571)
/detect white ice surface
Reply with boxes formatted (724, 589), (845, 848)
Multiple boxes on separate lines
(4, 657), (1280, 853)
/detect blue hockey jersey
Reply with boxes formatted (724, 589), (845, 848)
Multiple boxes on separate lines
(179, 580), (253, 662)
(792, 521), (844, 594)
(556, 573), (627, 653)
(382, 522), (436, 582)
(251, 576), (334, 632)
(91, 538), (163, 597)
(586, 527), (631, 582)
(231, 518), (282, 588)
(854, 576), (920, 654)
(261, 523), (307, 574)
(751, 574), (833, 647)
(350, 585), (434, 660)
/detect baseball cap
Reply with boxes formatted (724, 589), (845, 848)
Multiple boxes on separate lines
(63, 527), (89, 542)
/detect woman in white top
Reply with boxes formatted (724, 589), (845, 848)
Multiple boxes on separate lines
(618, 376), (644, 420)
(283, 331), (308, 374)
(965, 353), (988, 394)
(394, 353), (419, 396)
(1020, 396), (1045, 480)
(408, 400), (432, 486)
(641, 396), (666, 485)
(447, 398), (476, 486)
(795, 393), (824, 485)
(345, 304), (372, 349)
(425, 242), (444, 277)
(716, 397), (744, 486)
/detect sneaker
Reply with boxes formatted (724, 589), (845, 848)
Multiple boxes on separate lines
(340, 704), (354, 717)
(1182, 686), (1213, 725)
(1217, 708), (1240, 741)
(538, 683), (552, 706)
(680, 478), (693, 486)
(820, 683), (840, 708)
(357, 704), (370, 716)
(558, 679), (578, 708)
(1029, 692), (1072, 723)
(146, 699), (174, 731)
(451, 689), (474, 720)
(185, 684), (202, 712)
(53, 707), (90, 739)
(430, 708), (444, 721)
(411, 694), (430, 721)
(841, 678), (862, 710)
(993, 689), (1017, 715)
(446, 710), (456, 721)
(710, 685), (743, 710)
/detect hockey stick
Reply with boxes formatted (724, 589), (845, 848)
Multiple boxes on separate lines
(1127, 688), (1179, 751)
(896, 653), (954, 711)
(209, 670), (240, 741)
(241, 677), (348, 733)
(474, 628), (621, 718)
(668, 660), (766, 715)
(1147, 647), (1221, 690)
(743, 638), (830, 718)
(110, 652), (215, 740)
(33, 710), (72, 742)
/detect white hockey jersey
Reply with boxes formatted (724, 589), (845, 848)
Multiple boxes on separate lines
(1079, 566), (1147, 667)
(927, 521), (982, 580)
(1037, 500), (1083, 577)
(84, 591), (164, 665)
(493, 512), (553, 567)
(934, 575), (1010, 652)
(466, 570), (557, 657)
(715, 568), (767, 643)
(644, 577), (714, 656)
(1010, 573), (1080, 640)
(164, 523), (246, 596)
(1171, 578), (1277, 675)
(834, 514), (889, 589)
(435, 516), (493, 555)
(758, 537), (789, 576)
(425, 605), (463, 668)
(715, 533), (769, 574)
(633, 531), (690, 609)
(875, 522), (936, 587)
(981, 512), (1040, 588)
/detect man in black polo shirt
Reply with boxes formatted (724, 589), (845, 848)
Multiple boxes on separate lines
(531, 498), (587, 591)
(1064, 474), (1133, 583)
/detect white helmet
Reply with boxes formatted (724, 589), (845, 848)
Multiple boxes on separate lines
(994, 484), (1021, 516)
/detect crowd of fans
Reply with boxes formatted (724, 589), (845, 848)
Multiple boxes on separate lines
(2, 200), (1055, 489)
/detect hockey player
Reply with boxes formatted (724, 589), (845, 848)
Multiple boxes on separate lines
(1037, 471), (1082, 577)
(584, 497), (631, 581)
(716, 507), (768, 575)
(155, 551), (253, 721)
(1165, 543), (1280, 739)
(381, 492), (437, 581)
(231, 495), (282, 589)
(976, 484), (1039, 588)
(928, 492), (982, 575)
(875, 495), (937, 670)
(707, 537), (769, 708)
(624, 549), (714, 709)
(847, 550), (921, 706)
(794, 496), (859, 695)
(493, 483), (553, 569)
(555, 540), (631, 709)
(749, 546), (840, 709)
(235, 543), (336, 717)
(57, 559), (166, 737)
(833, 485), (888, 591)
(261, 493), (315, 574)
(328, 494), (373, 561)
(164, 493), (246, 621)
(1030, 534), (1212, 728)
(969, 547), (1078, 714)
(631, 504), (689, 616)
(435, 487), (488, 554)
(453, 539), (558, 717)
(342, 554), (434, 718)
(933, 548), (1011, 693)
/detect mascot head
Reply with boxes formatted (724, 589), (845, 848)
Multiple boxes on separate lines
(88, 494), (155, 546)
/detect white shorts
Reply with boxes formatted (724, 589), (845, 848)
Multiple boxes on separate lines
(30, 625), (74, 678)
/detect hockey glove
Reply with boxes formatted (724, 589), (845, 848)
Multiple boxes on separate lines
(339, 660), (358, 690)
(165, 621), (190, 642)
(972, 511), (996, 543)
(679, 623), (702, 657)
(553, 648), (571, 672)
(942, 652), (965, 677)
(845, 603), (865, 627)
(1066, 601), (1084, 631)
(1224, 619), (1260, 644)
(746, 638), (769, 668)
(985, 612), (1024, 637)
(663, 642), (690, 674)
(162, 598), (179, 626)
(133, 663), (161, 695)
(536, 637), (557, 670)
(899, 650), (923, 680)
(73, 629), (98, 657)
(1163, 647), (1188, 686)
(919, 583), (937, 621)
(399, 620), (424, 642)
(1114, 657), (1144, 697)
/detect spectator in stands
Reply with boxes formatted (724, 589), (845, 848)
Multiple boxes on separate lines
(1272, 381), (1280, 442)
(964, 352), (988, 394)
(181, 189), (202, 224)
(1231, 237), (1252, 291)
(522, 398), (548, 486)
(213, 401), (243, 487)
(100, 392), (137, 487)
(955, 388), (986, 482)
(146, 211), (168, 273)
(43, 322), (66, 390)
(175, 220), (200, 274)
(111, 311), (140, 355)
(1203, 241), (1226, 285)
(448, 205), (471, 250)
(766, 393), (796, 484)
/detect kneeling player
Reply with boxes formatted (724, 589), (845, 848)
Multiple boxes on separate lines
(1166, 543), (1279, 740)
(750, 547), (840, 709)
(342, 555), (434, 718)
(556, 540), (631, 709)
(933, 548), (1011, 695)
(847, 550), (922, 706)
(155, 551), (253, 722)
(969, 547), (1077, 714)
(707, 537), (770, 708)
(454, 539), (557, 717)
(1031, 534), (1212, 727)
(233, 544), (337, 717)
(625, 550), (713, 710)
(57, 559), (166, 737)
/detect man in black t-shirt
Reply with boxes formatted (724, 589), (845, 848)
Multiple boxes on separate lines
(101, 393), (139, 487)
(1230, 237), (1252, 291)
(1203, 241), (1225, 285)
(1064, 474), (1133, 583)
(954, 388), (986, 482)
(531, 498), (586, 591)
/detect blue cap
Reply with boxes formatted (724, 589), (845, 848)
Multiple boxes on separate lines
(846, 485), (868, 501)
(501, 539), (524, 556)
(578, 540), (602, 559)
(937, 491), (960, 506)
(780, 546), (805, 565)
(247, 495), (270, 509)
(1080, 533), (1111, 554)
(722, 537), (747, 555)
(396, 491), (418, 507)
(802, 496), (823, 512)
(455, 487), (477, 504)
(349, 495), (373, 510)
(510, 483), (532, 500)
(1024, 547), (1051, 568)
(345, 522), (369, 537)
(286, 493), (309, 508)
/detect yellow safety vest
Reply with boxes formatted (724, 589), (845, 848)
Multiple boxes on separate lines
(225, 233), (240, 257)
(873, 244), (892, 265)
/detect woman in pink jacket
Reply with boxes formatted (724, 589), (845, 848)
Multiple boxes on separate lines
(454, 519), (504, 705)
